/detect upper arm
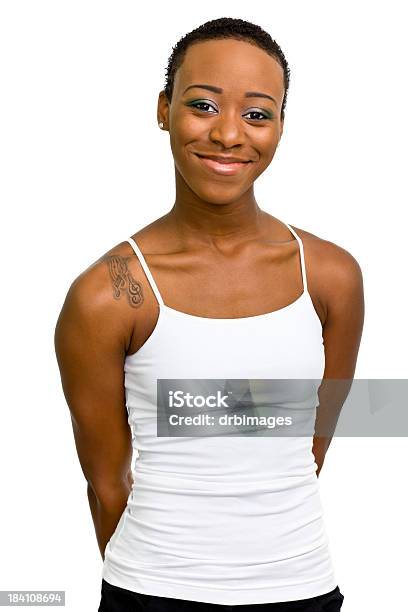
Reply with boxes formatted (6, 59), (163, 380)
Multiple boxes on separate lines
(54, 262), (133, 497)
(320, 243), (365, 379)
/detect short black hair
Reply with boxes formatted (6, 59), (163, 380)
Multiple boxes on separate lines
(164, 17), (290, 120)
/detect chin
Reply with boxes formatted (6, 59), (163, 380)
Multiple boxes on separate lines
(193, 183), (248, 205)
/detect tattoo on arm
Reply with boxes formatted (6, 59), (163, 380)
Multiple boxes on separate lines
(105, 254), (144, 308)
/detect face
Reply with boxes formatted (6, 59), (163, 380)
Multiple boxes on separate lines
(157, 38), (285, 205)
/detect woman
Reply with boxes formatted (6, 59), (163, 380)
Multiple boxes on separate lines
(54, 17), (364, 611)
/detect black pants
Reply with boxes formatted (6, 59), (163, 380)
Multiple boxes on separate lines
(98, 579), (344, 611)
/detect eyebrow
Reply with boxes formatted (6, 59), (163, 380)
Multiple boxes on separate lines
(183, 84), (277, 106)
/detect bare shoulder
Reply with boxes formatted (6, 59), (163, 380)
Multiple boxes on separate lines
(55, 238), (150, 357)
(56, 220), (171, 363)
(292, 224), (363, 278)
(68, 239), (144, 306)
(290, 224), (365, 324)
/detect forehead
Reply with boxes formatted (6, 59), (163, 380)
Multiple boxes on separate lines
(174, 38), (284, 97)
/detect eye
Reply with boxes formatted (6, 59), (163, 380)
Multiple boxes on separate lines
(243, 110), (271, 121)
(188, 100), (217, 114)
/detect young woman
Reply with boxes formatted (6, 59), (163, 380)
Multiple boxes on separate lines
(55, 17), (364, 611)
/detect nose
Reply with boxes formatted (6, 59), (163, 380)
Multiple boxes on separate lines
(209, 111), (246, 149)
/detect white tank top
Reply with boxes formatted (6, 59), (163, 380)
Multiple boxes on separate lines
(101, 222), (338, 605)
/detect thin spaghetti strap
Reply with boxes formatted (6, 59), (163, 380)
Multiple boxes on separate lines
(281, 222), (308, 294)
(126, 238), (165, 306)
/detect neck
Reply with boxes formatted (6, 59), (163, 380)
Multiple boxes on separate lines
(165, 180), (268, 246)
(170, 200), (266, 239)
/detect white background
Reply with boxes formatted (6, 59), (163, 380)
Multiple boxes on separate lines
(1, 1), (407, 610)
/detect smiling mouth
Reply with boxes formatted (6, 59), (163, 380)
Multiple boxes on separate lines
(193, 154), (253, 176)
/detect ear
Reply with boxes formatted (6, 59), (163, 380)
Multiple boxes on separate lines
(279, 118), (284, 140)
(157, 90), (170, 130)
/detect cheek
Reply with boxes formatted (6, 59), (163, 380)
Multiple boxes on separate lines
(256, 134), (279, 165)
(169, 116), (203, 163)
(254, 127), (279, 152)
(174, 112), (204, 140)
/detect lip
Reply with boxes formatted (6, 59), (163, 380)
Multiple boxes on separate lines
(194, 153), (253, 176)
